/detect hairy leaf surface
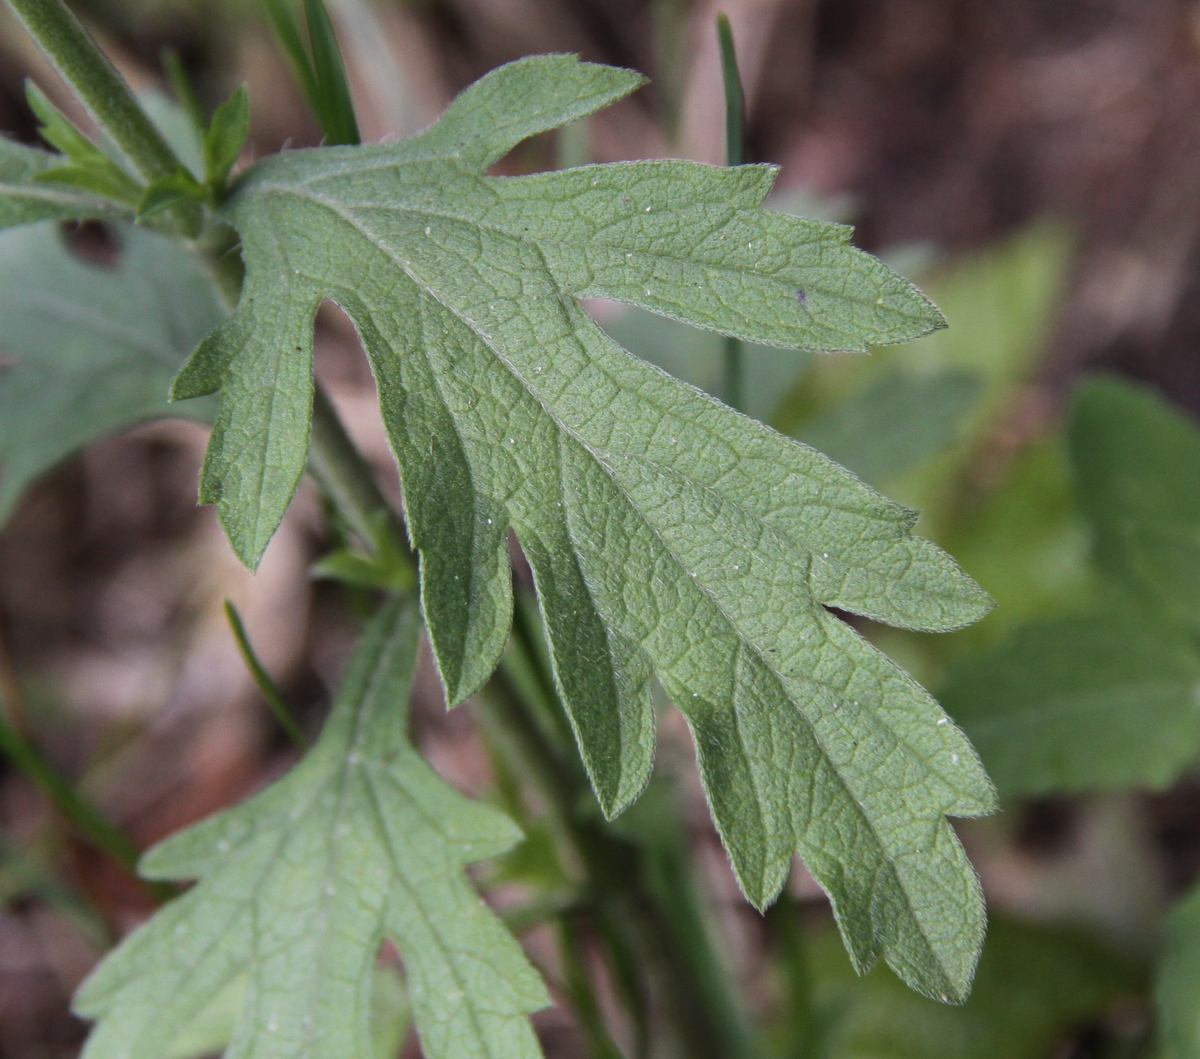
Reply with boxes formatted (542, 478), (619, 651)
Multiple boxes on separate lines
(172, 54), (994, 999)
(0, 221), (221, 523)
(75, 600), (548, 1059)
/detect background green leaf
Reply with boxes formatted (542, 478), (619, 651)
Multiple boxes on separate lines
(0, 221), (222, 524)
(796, 366), (980, 490)
(0, 136), (127, 227)
(942, 614), (1200, 797)
(1159, 883), (1200, 1059)
(807, 916), (1137, 1059)
(1071, 376), (1200, 635)
(941, 375), (1200, 797)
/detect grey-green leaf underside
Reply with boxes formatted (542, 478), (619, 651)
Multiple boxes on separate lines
(75, 600), (548, 1059)
(173, 54), (994, 1000)
(0, 221), (222, 524)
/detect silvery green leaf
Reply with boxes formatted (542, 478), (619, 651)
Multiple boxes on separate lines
(173, 54), (992, 1000)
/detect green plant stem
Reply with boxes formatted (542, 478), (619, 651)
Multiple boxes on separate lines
(558, 911), (629, 1059)
(717, 13), (746, 412)
(308, 385), (407, 558)
(716, 13), (745, 169)
(161, 48), (206, 139)
(484, 665), (753, 1059)
(224, 600), (307, 748)
(722, 334), (744, 412)
(766, 895), (814, 1059)
(301, 0), (360, 146)
(0, 832), (112, 946)
(4, 0), (181, 184)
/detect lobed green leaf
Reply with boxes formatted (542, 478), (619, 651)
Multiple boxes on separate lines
(172, 54), (994, 1001)
(75, 600), (548, 1059)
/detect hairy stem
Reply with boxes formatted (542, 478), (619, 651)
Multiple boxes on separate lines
(766, 896), (815, 1059)
(558, 912), (629, 1059)
(4, 0), (181, 183)
(308, 385), (408, 559)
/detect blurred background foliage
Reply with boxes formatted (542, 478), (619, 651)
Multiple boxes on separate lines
(4, 0), (1200, 1056)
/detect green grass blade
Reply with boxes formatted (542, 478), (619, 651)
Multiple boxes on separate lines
(716, 13), (745, 168)
(224, 600), (307, 747)
(263, 0), (321, 121)
(0, 711), (149, 881)
(302, 0), (360, 145)
(160, 49), (206, 142)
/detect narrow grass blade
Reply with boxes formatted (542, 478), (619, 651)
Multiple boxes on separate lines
(224, 600), (307, 747)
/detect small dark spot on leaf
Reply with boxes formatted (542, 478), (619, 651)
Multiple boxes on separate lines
(60, 220), (120, 269)
(0, 354), (15, 372)
(796, 288), (808, 308)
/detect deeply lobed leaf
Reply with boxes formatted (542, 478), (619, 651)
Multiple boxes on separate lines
(75, 600), (548, 1059)
(168, 53), (995, 1000)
